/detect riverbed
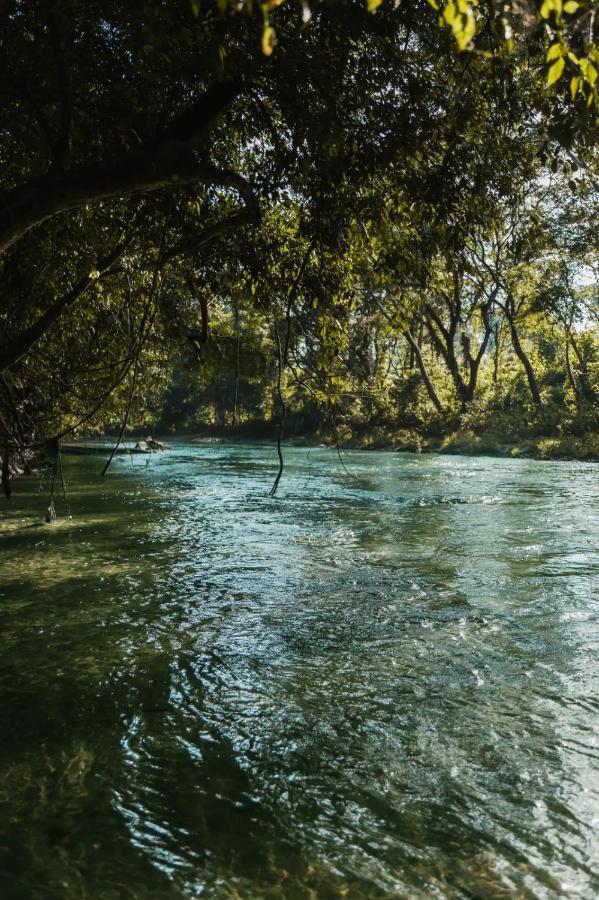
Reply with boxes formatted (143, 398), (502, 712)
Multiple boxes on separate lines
(1, 443), (598, 898)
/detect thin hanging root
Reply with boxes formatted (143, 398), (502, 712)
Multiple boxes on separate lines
(45, 443), (59, 521)
(269, 322), (286, 498)
(232, 300), (240, 427)
(329, 399), (360, 484)
(100, 351), (140, 477)
(44, 437), (72, 522)
(58, 444), (72, 519)
(268, 239), (315, 498)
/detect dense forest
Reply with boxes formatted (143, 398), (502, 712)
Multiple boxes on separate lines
(0, 0), (597, 489)
(157, 171), (599, 459)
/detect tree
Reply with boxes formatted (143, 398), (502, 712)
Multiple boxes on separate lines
(0, 0), (596, 463)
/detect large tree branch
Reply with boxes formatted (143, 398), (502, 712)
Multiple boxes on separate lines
(0, 240), (129, 374)
(475, 291), (498, 367)
(372, 296), (444, 413)
(403, 330), (444, 413)
(0, 156), (252, 256)
(424, 305), (468, 399)
(0, 183), (259, 377)
(424, 301), (450, 343)
(0, 81), (244, 255)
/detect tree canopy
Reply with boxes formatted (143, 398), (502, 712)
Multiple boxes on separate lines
(0, 0), (597, 481)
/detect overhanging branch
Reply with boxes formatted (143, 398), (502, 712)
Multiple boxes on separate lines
(0, 239), (129, 374)
(0, 82), (244, 255)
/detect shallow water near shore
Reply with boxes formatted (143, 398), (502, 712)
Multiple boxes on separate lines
(1, 443), (598, 898)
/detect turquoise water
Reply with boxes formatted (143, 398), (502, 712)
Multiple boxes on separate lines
(1, 443), (598, 898)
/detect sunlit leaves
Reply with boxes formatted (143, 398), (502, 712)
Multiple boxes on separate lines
(579, 56), (598, 87)
(537, 0), (598, 109)
(548, 56), (565, 85)
(546, 42), (563, 61)
(261, 24), (277, 55)
(198, 0), (598, 115)
(540, 0), (561, 19)
(439, 0), (478, 51)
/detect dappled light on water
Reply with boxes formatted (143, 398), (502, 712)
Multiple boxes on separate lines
(1, 444), (598, 898)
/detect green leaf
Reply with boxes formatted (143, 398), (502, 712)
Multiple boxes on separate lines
(261, 25), (277, 55)
(546, 43), (562, 61)
(547, 56), (565, 85)
(443, 3), (457, 24)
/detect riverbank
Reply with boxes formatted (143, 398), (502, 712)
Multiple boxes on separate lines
(326, 428), (599, 461)
(188, 425), (599, 462)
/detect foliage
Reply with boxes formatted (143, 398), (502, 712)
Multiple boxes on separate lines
(0, 0), (596, 476)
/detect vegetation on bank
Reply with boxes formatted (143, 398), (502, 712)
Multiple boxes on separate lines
(153, 425), (599, 461)
(154, 426), (599, 462)
(334, 430), (599, 460)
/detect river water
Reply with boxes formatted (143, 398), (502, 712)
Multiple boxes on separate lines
(0, 443), (598, 899)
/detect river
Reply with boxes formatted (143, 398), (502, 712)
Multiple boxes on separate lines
(1, 443), (598, 898)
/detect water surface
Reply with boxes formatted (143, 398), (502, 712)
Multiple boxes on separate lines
(1, 444), (598, 898)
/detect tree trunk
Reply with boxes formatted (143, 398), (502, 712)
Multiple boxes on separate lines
(508, 317), (541, 405)
(565, 339), (578, 401)
(423, 307), (471, 405)
(232, 301), (240, 427)
(403, 331), (443, 413)
(569, 334), (596, 401)
(461, 304), (493, 404)
(493, 321), (501, 384)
